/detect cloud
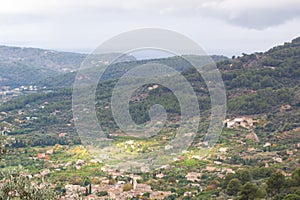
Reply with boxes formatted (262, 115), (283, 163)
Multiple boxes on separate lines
(1, 0), (299, 29)
(198, 0), (300, 29)
(0, 0), (299, 57)
(91, 0), (300, 29)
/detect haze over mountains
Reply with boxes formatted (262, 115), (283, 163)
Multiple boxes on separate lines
(1, 36), (299, 141)
(0, 46), (139, 87)
(0, 45), (228, 88)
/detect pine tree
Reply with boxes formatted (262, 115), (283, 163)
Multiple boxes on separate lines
(239, 182), (258, 200)
(89, 183), (92, 194)
(267, 172), (285, 196)
(226, 178), (241, 196)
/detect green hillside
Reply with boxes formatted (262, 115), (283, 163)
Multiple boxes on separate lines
(0, 45), (137, 87)
(0, 45), (86, 72)
(1, 38), (299, 144)
(0, 38), (299, 200)
(0, 62), (59, 87)
(35, 55), (227, 88)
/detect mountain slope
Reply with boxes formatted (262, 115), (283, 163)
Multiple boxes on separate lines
(0, 37), (299, 200)
(0, 45), (138, 87)
(35, 55), (228, 88)
(0, 37), (299, 145)
(0, 45), (86, 72)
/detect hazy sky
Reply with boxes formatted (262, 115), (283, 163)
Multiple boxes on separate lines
(0, 0), (300, 57)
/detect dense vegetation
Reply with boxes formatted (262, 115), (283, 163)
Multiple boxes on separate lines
(0, 137), (59, 199)
(0, 37), (299, 199)
(0, 63), (59, 87)
(0, 45), (138, 87)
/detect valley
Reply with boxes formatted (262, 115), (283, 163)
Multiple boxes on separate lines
(0, 37), (300, 199)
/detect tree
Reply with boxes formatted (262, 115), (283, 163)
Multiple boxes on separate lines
(238, 182), (258, 200)
(237, 170), (252, 184)
(0, 168), (58, 200)
(256, 187), (267, 199)
(97, 191), (108, 196)
(222, 173), (237, 189)
(89, 184), (92, 195)
(123, 183), (133, 191)
(83, 177), (91, 186)
(0, 137), (58, 199)
(284, 194), (300, 200)
(267, 172), (285, 196)
(291, 168), (300, 187)
(0, 136), (6, 161)
(226, 178), (242, 196)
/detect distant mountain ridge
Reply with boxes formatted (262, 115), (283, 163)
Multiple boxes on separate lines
(0, 45), (136, 87)
(0, 37), (299, 140)
(0, 45), (86, 72)
(35, 54), (228, 88)
(0, 38), (299, 200)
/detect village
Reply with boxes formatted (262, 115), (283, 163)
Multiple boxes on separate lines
(0, 85), (42, 102)
(0, 76), (299, 199)
(1, 113), (299, 199)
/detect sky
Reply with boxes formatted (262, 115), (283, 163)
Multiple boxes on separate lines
(0, 0), (300, 57)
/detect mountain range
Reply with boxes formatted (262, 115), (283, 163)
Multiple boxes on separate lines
(0, 37), (299, 200)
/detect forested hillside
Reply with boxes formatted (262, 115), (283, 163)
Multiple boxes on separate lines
(0, 45), (137, 87)
(0, 38), (299, 200)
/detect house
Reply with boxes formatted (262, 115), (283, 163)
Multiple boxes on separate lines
(265, 163), (269, 168)
(37, 153), (46, 159)
(45, 154), (50, 161)
(214, 161), (222, 165)
(18, 110), (25, 115)
(76, 159), (86, 165)
(223, 117), (257, 129)
(286, 150), (293, 156)
(223, 168), (235, 174)
(192, 155), (202, 160)
(109, 186), (123, 198)
(59, 132), (67, 138)
(124, 140), (135, 150)
(280, 104), (292, 112)
(63, 184), (86, 199)
(151, 191), (172, 200)
(263, 142), (272, 148)
(101, 165), (114, 173)
(147, 84), (159, 91)
(40, 169), (51, 176)
(217, 173), (225, 179)
(0, 112), (8, 117)
(90, 159), (102, 164)
(46, 149), (54, 155)
(186, 172), (201, 182)
(205, 166), (217, 172)
(84, 194), (98, 200)
(134, 183), (152, 194)
(219, 147), (227, 153)
(217, 155), (227, 161)
(156, 173), (165, 179)
(184, 191), (193, 197)
(165, 145), (173, 150)
(274, 157), (283, 163)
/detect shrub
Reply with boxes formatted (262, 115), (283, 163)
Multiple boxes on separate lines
(97, 191), (108, 196)
(123, 183), (133, 191)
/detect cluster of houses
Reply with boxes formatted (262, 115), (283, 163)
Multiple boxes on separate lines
(0, 118), (13, 136)
(147, 84), (159, 91)
(61, 183), (172, 200)
(60, 165), (174, 200)
(1, 107), (299, 199)
(223, 116), (258, 129)
(0, 85), (40, 101)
